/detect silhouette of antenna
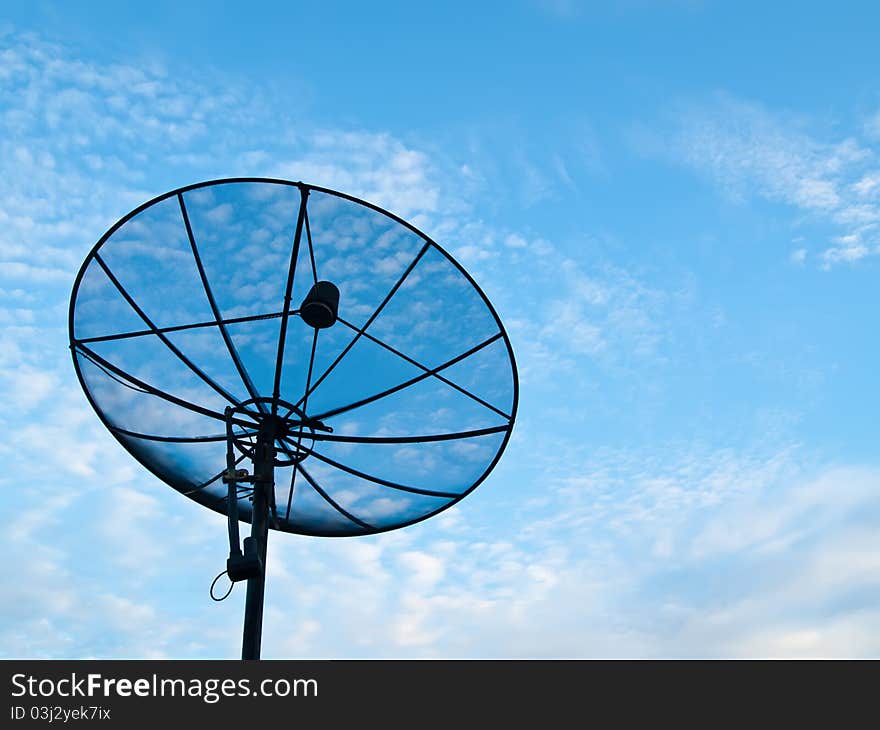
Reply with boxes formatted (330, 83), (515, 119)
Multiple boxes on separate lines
(69, 178), (518, 659)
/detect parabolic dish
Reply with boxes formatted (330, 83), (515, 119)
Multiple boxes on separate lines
(69, 179), (518, 536)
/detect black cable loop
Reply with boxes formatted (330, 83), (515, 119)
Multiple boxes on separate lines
(210, 570), (234, 602)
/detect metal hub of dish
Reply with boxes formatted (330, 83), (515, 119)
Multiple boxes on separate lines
(224, 397), (327, 468)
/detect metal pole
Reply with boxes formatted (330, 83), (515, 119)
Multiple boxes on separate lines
(241, 428), (273, 660)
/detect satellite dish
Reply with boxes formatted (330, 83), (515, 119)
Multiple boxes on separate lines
(69, 178), (518, 658)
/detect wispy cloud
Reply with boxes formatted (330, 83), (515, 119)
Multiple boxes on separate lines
(260, 448), (880, 657)
(656, 94), (880, 266)
(865, 110), (880, 141)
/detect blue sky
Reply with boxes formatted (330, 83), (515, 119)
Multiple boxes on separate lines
(2, 0), (879, 657)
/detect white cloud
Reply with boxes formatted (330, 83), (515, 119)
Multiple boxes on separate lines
(398, 550), (446, 590)
(820, 234), (870, 267)
(852, 172), (880, 197)
(865, 110), (880, 141)
(660, 94), (880, 266)
(270, 132), (439, 220)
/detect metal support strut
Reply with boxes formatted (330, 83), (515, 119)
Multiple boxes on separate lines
(222, 401), (298, 659)
(241, 422), (275, 660)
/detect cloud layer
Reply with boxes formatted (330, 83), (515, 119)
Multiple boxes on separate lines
(2, 28), (879, 658)
(660, 94), (880, 266)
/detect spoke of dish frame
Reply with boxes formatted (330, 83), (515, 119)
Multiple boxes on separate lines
(76, 347), (153, 394)
(182, 452), (249, 496)
(283, 468), (298, 523)
(284, 327), (319, 522)
(309, 333), (503, 423)
(111, 425), (260, 443)
(304, 204), (318, 286)
(300, 423), (510, 445)
(271, 184), (309, 416)
(179, 193), (267, 415)
(215, 485), (254, 506)
(296, 462), (375, 530)
(74, 343), (257, 430)
(279, 436), (459, 499)
(293, 240), (431, 410)
(75, 309), (299, 345)
(77, 343), (263, 423)
(95, 254), (245, 409)
(335, 315), (511, 420)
